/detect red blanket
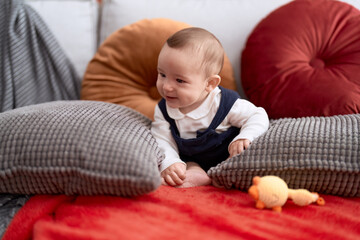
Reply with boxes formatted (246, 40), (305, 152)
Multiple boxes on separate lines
(3, 186), (360, 240)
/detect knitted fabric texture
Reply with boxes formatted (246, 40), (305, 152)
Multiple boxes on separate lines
(208, 114), (360, 197)
(0, 101), (162, 196)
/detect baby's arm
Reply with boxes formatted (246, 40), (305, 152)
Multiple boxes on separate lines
(227, 99), (269, 157)
(151, 105), (186, 185)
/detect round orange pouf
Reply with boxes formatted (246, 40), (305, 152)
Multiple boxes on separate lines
(81, 18), (236, 119)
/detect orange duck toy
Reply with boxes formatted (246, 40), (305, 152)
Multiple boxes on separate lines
(248, 175), (325, 212)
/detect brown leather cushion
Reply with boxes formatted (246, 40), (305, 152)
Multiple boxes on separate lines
(81, 18), (236, 120)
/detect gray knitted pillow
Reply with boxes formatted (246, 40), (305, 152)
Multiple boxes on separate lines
(0, 101), (162, 196)
(208, 114), (360, 197)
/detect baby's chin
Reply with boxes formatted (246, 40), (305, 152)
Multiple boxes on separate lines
(165, 99), (180, 108)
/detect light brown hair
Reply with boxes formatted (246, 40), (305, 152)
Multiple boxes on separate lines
(166, 27), (224, 77)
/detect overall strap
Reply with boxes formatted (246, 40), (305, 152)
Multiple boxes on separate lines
(205, 86), (240, 131)
(157, 88), (241, 170)
(158, 99), (180, 136)
(158, 87), (240, 137)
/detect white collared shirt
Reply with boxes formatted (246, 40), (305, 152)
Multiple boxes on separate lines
(151, 87), (269, 172)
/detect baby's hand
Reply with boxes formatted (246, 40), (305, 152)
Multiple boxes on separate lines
(229, 139), (251, 158)
(161, 162), (186, 186)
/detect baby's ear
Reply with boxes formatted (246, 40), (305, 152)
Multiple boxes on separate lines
(206, 75), (221, 92)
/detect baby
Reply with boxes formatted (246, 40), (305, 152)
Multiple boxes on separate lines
(151, 27), (269, 188)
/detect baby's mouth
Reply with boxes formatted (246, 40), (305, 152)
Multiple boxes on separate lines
(166, 96), (177, 100)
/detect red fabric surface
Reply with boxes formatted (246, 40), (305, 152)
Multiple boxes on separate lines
(3, 186), (360, 240)
(241, 0), (360, 118)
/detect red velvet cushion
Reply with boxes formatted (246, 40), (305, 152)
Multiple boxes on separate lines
(241, 0), (360, 119)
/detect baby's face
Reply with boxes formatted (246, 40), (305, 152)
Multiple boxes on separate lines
(157, 44), (210, 114)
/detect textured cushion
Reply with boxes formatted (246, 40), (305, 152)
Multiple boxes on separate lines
(208, 114), (360, 197)
(0, 101), (162, 196)
(81, 18), (236, 120)
(241, 0), (360, 119)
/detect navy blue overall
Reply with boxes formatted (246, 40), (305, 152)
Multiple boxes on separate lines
(158, 86), (240, 171)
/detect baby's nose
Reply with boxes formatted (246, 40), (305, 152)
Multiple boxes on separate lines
(163, 82), (174, 91)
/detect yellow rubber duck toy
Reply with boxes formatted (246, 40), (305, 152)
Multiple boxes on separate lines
(248, 175), (325, 212)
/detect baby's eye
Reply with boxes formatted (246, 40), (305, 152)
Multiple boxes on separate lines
(159, 73), (166, 78)
(176, 79), (185, 83)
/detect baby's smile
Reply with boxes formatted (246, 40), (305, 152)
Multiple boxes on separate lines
(165, 96), (177, 101)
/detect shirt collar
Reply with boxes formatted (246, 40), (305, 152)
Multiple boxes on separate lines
(166, 87), (220, 120)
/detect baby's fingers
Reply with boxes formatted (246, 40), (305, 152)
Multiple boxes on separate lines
(174, 168), (186, 180)
(161, 177), (169, 186)
(165, 172), (184, 186)
(164, 175), (176, 186)
(229, 142), (243, 158)
(229, 140), (251, 158)
(243, 139), (251, 149)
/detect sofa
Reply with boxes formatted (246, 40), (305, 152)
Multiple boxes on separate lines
(1, 0), (360, 239)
